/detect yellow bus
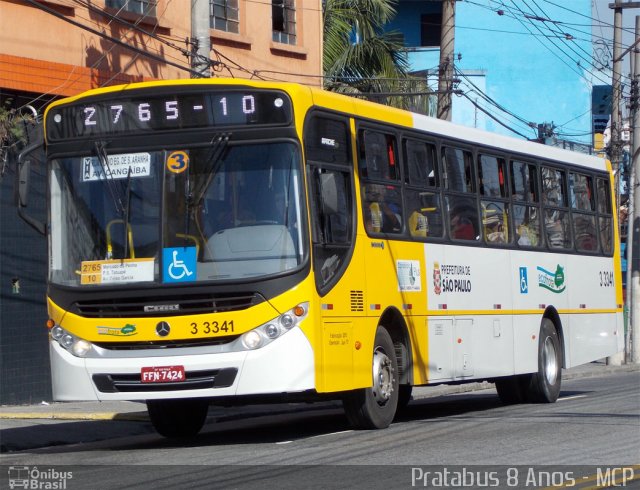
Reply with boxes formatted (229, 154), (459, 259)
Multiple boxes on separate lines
(17, 78), (623, 437)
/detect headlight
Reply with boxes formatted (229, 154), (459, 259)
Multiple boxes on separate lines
(49, 324), (93, 358)
(61, 334), (74, 349)
(264, 324), (279, 339)
(72, 339), (92, 357)
(51, 326), (64, 340)
(241, 330), (263, 350)
(233, 302), (308, 352)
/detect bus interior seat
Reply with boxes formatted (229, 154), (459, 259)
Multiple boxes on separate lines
(204, 224), (297, 276)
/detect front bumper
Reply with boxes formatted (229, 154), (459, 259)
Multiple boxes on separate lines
(51, 326), (315, 401)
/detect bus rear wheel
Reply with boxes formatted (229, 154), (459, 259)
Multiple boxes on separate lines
(343, 326), (399, 429)
(526, 318), (562, 403)
(495, 319), (561, 405)
(146, 398), (209, 438)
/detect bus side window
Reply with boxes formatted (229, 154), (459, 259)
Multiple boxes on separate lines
(403, 138), (442, 238)
(478, 154), (507, 198)
(446, 195), (479, 241)
(510, 160), (540, 247)
(442, 146), (474, 193)
(481, 200), (508, 244)
(359, 130), (399, 181)
(542, 166), (572, 249)
(405, 190), (443, 238)
(596, 177), (614, 255)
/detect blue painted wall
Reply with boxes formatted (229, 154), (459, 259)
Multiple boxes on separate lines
(387, 0), (594, 144)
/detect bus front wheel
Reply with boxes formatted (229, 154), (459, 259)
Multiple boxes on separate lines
(146, 398), (209, 438)
(343, 326), (399, 429)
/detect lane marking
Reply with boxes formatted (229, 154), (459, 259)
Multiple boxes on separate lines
(276, 429), (354, 445)
(558, 395), (587, 402)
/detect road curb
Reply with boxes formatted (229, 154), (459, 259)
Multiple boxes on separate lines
(0, 411), (149, 422)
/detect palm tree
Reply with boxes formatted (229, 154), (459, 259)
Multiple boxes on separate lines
(322, 0), (435, 115)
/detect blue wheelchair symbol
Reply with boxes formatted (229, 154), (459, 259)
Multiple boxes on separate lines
(519, 267), (528, 294)
(163, 247), (196, 283)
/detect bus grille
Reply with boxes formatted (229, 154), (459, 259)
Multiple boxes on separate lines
(92, 368), (238, 393)
(74, 292), (263, 318)
(93, 336), (239, 350)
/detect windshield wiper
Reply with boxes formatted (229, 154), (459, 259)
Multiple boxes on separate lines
(94, 141), (125, 215)
(95, 141), (134, 259)
(123, 166), (133, 260)
(192, 133), (230, 203)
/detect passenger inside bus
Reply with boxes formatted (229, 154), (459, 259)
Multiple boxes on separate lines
(364, 184), (402, 233)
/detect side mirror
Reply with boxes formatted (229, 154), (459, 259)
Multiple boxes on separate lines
(319, 172), (339, 215)
(15, 141), (46, 235)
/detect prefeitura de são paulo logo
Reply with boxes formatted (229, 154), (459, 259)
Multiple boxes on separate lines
(433, 262), (442, 295)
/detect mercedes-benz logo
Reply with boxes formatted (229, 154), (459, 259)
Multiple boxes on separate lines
(155, 321), (171, 337)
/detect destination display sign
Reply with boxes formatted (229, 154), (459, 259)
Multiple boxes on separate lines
(46, 89), (292, 141)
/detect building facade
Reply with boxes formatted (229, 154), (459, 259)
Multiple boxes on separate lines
(0, 0), (322, 404)
(387, 0), (596, 147)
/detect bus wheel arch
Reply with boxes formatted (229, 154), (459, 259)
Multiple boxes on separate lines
(543, 306), (566, 369)
(380, 307), (413, 410)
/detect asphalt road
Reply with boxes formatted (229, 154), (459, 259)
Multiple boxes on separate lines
(1, 370), (638, 489)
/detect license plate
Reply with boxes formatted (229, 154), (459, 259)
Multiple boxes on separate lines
(141, 365), (186, 383)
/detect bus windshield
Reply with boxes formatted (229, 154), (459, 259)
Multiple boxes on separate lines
(49, 141), (306, 286)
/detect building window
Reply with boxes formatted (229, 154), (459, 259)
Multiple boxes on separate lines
(106, 0), (157, 17)
(421, 12), (441, 47)
(211, 0), (239, 34)
(272, 0), (296, 45)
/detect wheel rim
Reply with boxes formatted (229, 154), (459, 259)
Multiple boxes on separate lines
(543, 336), (558, 385)
(372, 346), (394, 406)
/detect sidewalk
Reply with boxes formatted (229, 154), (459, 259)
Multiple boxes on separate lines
(1, 360), (637, 423)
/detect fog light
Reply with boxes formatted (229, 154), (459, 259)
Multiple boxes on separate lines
(242, 330), (263, 350)
(265, 323), (279, 339)
(280, 314), (294, 329)
(61, 334), (74, 349)
(51, 326), (64, 340)
(72, 339), (92, 357)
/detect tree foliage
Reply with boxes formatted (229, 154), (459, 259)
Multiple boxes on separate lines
(323, 0), (435, 115)
(0, 100), (34, 177)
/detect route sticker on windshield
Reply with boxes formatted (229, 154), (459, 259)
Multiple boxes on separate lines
(80, 258), (155, 285)
(166, 150), (189, 174)
(82, 153), (151, 181)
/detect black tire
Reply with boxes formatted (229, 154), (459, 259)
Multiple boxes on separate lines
(146, 398), (209, 438)
(397, 384), (413, 411)
(526, 318), (562, 403)
(495, 375), (530, 404)
(343, 327), (399, 429)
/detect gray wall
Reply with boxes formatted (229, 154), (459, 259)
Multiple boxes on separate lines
(0, 150), (51, 405)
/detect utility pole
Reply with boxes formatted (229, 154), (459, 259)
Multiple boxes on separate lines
(631, 15), (640, 364)
(609, 0), (626, 365)
(437, 0), (456, 121)
(191, 0), (211, 78)
(611, 0), (623, 175)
